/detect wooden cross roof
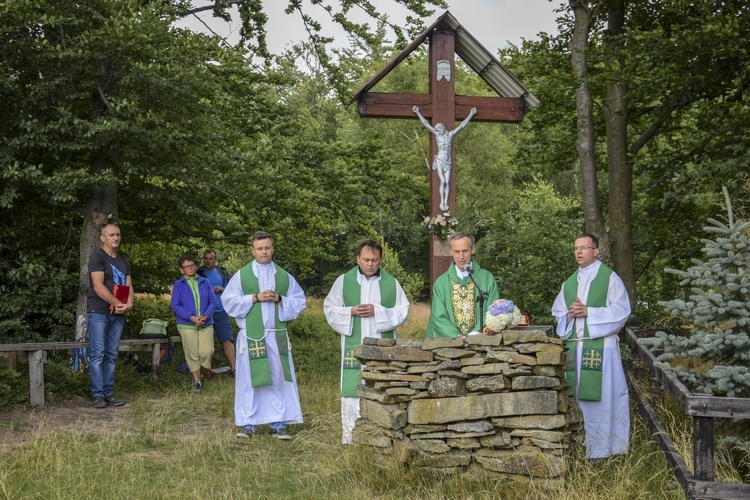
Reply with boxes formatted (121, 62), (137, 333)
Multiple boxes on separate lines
(347, 10), (539, 111)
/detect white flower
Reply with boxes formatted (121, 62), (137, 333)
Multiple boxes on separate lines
(485, 299), (522, 333)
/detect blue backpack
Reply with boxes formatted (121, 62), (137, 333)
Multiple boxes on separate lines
(70, 336), (90, 373)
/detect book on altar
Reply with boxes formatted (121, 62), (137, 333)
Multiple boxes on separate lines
(110, 284), (130, 311)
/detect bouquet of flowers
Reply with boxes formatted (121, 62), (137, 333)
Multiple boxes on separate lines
(484, 299), (522, 334)
(422, 212), (458, 239)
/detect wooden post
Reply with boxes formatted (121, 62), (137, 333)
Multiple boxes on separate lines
(29, 350), (45, 407)
(151, 344), (161, 376)
(694, 416), (714, 481)
(428, 30), (457, 287)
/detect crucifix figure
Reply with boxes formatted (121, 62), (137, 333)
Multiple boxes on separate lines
(413, 105), (477, 211)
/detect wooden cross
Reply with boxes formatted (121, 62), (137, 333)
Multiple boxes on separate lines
(352, 25), (528, 286)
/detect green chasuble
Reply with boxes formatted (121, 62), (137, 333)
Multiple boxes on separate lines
(425, 262), (500, 338)
(563, 263), (613, 401)
(240, 262), (292, 388)
(340, 267), (397, 397)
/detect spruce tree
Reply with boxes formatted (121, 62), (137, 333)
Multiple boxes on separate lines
(644, 187), (750, 399)
(643, 187), (750, 476)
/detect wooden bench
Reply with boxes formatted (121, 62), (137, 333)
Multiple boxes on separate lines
(0, 337), (181, 407)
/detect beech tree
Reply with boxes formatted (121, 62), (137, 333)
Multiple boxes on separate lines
(1, 0), (445, 339)
(1, 1), (273, 337)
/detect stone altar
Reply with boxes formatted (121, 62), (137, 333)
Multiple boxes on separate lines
(352, 329), (584, 478)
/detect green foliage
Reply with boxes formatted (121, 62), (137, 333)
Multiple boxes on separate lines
(127, 294), (176, 337)
(40, 358), (91, 400)
(0, 367), (28, 410)
(381, 241), (427, 302)
(477, 176), (583, 324)
(0, 0), (279, 337)
(501, 1), (750, 318)
(127, 242), (187, 295)
(286, 311), (332, 341)
(290, 321), (341, 383)
(644, 189), (750, 398)
(0, 254), (78, 342)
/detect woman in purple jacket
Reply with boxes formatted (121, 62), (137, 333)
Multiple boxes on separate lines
(171, 254), (216, 394)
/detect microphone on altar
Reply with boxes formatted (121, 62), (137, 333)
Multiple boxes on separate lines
(466, 266), (474, 275)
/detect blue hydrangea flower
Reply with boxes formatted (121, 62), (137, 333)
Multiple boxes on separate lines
(489, 299), (515, 316)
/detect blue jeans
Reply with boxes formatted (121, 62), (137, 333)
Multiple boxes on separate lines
(88, 313), (124, 398)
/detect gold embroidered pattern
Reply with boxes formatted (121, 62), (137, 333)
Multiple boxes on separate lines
(451, 281), (476, 335)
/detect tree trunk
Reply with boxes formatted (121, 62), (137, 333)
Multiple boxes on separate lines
(75, 82), (118, 339)
(569, 1), (610, 259)
(603, 0), (636, 308)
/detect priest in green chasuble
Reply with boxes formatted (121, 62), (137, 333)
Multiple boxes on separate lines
(324, 240), (410, 444)
(551, 233), (631, 459)
(426, 232), (499, 338)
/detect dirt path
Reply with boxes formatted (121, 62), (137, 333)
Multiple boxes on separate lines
(0, 396), (132, 451)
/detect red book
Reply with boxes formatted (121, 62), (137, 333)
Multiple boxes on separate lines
(110, 284), (131, 312)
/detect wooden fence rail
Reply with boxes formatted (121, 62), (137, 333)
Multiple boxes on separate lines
(0, 337), (181, 407)
(626, 328), (750, 499)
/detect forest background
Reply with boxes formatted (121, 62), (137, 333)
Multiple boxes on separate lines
(1, 0), (749, 343)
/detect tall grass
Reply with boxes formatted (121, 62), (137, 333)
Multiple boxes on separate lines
(0, 299), (691, 498)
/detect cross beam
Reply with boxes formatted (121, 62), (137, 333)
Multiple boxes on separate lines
(357, 93), (524, 122)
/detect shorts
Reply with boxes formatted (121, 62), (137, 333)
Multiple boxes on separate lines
(212, 309), (235, 343)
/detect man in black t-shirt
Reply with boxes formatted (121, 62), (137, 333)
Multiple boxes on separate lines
(87, 223), (133, 408)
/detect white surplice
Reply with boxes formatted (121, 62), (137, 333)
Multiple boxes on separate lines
(223, 261), (307, 427)
(551, 259), (631, 459)
(323, 269), (410, 443)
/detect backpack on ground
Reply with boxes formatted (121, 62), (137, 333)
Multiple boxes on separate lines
(137, 318), (175, 372)
(69, 336), (90, 373)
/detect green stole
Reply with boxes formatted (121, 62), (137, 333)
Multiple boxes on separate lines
(341, 267), (396, 397)
(240, 262), (292, 388)
(563, 263), (612, 401)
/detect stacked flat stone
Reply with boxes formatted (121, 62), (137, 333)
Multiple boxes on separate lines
(351, 329), (584, 478)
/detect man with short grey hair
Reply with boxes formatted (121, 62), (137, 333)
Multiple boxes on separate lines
(87, 223), (133, 408)
(198, 249), (236, 376)
(425, 232), (499, 338)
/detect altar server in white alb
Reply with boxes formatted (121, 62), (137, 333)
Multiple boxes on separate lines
(551, 233), (631, 459)
(324, 240), (410, 444)
(223, 231), (307, 440)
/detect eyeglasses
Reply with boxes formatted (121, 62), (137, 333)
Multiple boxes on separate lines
(573, 245), (597, 252)
(181, 263), (196, 269)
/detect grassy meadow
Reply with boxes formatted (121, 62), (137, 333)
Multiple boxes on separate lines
(0, 299), (714, 499)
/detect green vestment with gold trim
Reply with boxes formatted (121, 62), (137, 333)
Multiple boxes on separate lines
(426, 262), (499, 338)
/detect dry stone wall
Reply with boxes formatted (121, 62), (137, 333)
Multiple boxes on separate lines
(351, 329), (584, 478)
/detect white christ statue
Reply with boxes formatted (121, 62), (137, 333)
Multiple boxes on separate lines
(413, 105), (477, 212)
